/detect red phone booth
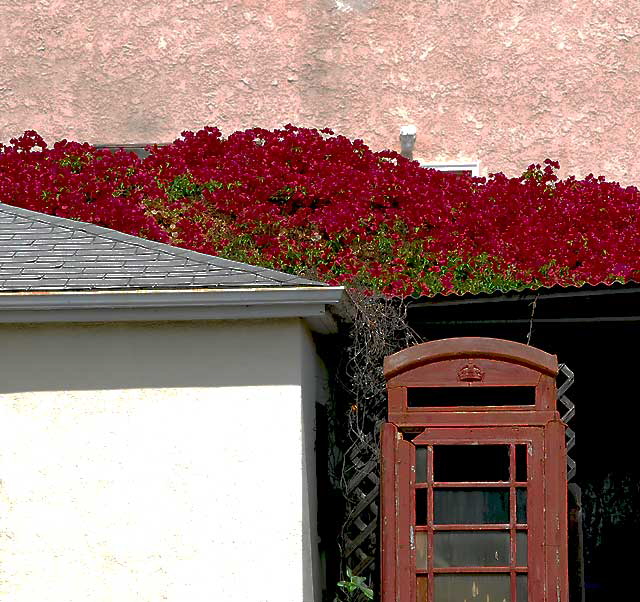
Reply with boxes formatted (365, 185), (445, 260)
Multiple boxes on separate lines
(381, 338), (568, 602)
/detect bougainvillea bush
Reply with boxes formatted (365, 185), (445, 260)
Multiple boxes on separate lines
(1, 127), (639, 297)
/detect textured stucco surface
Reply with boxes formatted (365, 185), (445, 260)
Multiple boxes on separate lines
(0, 319), (321, 602)
(1, 0), (639, 183)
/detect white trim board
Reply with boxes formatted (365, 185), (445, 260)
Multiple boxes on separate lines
(419, 161), (480, 177)
(0, 286), (345, 333)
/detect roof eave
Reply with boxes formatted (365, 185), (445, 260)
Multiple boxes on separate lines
(0, 286), (346, 333)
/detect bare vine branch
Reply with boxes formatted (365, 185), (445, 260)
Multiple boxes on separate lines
(327, 290), (422, 601)
(526, 294), (539, 345)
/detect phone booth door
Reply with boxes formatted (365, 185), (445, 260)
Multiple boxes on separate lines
(381, 338), (568, 602)
(416, 426), (543, 602)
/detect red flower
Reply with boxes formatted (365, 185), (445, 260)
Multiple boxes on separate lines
(2, 126), (638, 297)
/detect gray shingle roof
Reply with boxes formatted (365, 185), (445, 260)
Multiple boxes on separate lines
(0, 203), (325, 292)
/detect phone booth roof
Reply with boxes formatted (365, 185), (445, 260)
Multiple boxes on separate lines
(384, 337), (560, 428)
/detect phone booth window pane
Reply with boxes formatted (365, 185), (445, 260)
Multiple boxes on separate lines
(416, 531), (428, 569)
(515, 445), (528, 482)
(516, 489), (527, 524)
(417, 576), (429, 602)
(434, 531), (510, 567)
(434, 445), (510, 482)
(434, 574), (510, 602)
(416, 488), (428, 525)
(434, 489), (509, 524)
(516, 531), (528, 566)
(517, 574), (528, 602)
(416, 447), (427, 483)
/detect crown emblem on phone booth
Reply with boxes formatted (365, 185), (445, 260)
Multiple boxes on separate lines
(457, 361), (484, 382)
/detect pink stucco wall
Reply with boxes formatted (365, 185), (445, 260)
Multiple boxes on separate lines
(1, 0), (639, 183)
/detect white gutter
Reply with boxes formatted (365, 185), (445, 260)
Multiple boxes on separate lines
(0, 286), (346, 333)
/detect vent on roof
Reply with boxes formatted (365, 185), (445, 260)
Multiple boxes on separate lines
(94, 144), (168, 159)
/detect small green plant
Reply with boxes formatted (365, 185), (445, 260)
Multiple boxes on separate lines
(337, 567), (374, 600)
(166, 173), (203, 199)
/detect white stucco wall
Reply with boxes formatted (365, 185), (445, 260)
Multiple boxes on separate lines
(0, 318), (321, 602)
